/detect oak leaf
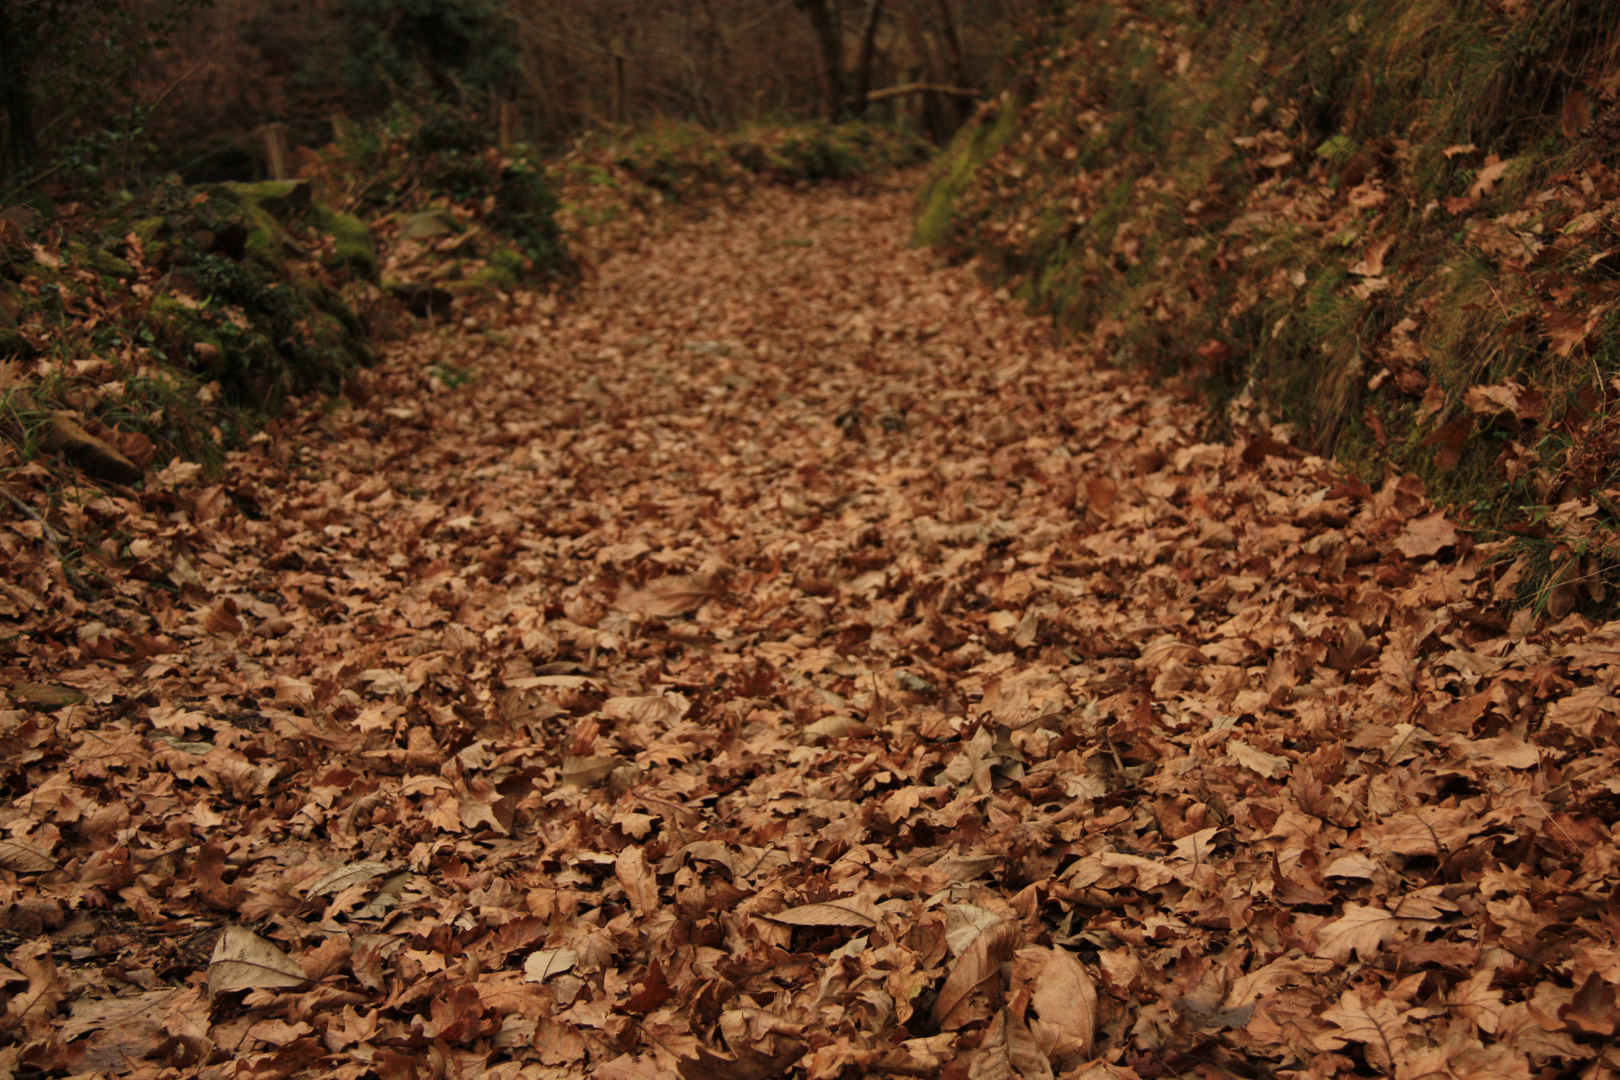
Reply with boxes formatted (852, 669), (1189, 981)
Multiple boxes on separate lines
(1313, 904), (1427, 963)
(1394, 511), (1459, 558)
(0, 942), (62, 1037)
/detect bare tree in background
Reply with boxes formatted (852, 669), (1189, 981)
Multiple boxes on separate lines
(0, 0), (33, 175)
(795, 0), (846, 121)
(99, 0), (1037, 179)
(506, 0), (1033, 140)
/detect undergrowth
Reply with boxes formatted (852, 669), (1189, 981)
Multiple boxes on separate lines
(920, 0), (1620, 613)
(1, 109), (935, 570)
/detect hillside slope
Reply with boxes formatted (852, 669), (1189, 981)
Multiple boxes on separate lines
(922, 0), (1620, 612)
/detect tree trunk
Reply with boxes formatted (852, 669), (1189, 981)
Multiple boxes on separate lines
(798, 0), (847, 122)
(611, 50), (626, 126)
(0, 0), (35, 179)
(849, 0), (886, 118)
(933, 0), (967, 86)
(931, 0), (971, 131)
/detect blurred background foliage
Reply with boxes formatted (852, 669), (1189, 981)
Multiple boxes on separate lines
(1, 0), (1037, 194)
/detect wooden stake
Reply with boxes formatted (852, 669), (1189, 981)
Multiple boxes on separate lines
(261, 122), (290, 180)
(499, 101), (521, 148)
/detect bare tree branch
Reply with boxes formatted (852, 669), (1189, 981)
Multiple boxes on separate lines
(866, 81), (980, 103)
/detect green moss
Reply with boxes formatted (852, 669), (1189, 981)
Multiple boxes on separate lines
(66, 242), (136, 281)
(315, 206), (379, 282)
(921, 0), (1620, 558)
(472, 248), (526, 290)
(916, 96), (1019, 247)
(211, 179), (313, 212)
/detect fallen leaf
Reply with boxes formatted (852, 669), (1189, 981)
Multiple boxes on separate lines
(935, 919), (1020, 1030)
(1394, 511), (1459, 558)
(1029, 947), (1097, 1061)
(524, 949), (580, 982)
(615, 574), (724, 617)
(765, 898), (881, 928)
(206, 926), (309, 996)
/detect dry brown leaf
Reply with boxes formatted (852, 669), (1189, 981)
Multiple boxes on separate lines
(11, 682), (85, 710)
(677, 1039), (805, 1080)
(1028, 947), (1097, 1061)
(1313, 904), (1429, 963)
(0, 943), (62, 1037)
(1394, 511), (1459, 558)
(206, 926), (309, 996)
(1225, 740), (1290, 778)
(799, 713), (873, 744)
(562, 754), (621, 787)
(615, 844), (660, 913)
(304, 859), (393, 897)
(603, 693), (691, 725)
(523, 948), (580, 982)
(970, 1008), (1054, 1080)
(1318, 988), (1416, 1070)
(0, 839), (58, 873)
(615, 574), (724, 617)
(765, 897), (881, 928)
(935, 919), (1020, 1030)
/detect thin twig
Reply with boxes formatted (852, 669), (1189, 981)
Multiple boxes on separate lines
(2, 488), (67, 547)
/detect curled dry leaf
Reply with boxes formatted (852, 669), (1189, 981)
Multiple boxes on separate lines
(799, 713), (873, 744)
(206, 925), (309, 996)
(1394, 511), (1460, 559)
(523, 948), (580, 982)
(934, 919), (1021, 1030)
(304, 859), (393, 897)
(614, 574), (724, 617)
(764, 897), (881, 928)
(972, 1008), (1054, 1080)
(1029, 947), (1097, 1062)
(0, 839), (58, 873)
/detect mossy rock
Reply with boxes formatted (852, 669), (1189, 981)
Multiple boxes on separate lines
(240, 201), (295, 264)
(210, 179), (313, 214)
(316, 206), (378, 281)
(401, 210), (459, 240)
(131, 216), (167, 244)
(295, 276), (368, 344)
(469, 248), (527, 291)
(66, 242), (136, 281)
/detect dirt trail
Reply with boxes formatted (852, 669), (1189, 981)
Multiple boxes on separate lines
(5, 177), (1617, 1078)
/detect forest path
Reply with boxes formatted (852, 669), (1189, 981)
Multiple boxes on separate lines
(8, 177), (1607, 1078)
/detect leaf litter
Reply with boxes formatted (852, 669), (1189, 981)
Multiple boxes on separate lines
(3, 171), (1620, 1078)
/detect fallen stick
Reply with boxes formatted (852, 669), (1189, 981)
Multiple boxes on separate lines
(866, 82), (981, 103)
